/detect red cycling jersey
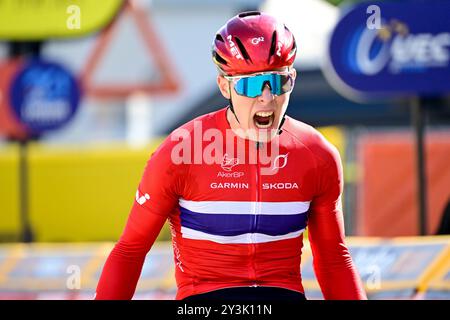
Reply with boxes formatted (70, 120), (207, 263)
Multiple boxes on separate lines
(95, 107), (367, 300)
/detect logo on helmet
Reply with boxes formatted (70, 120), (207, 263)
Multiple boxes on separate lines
(227, 35), (243, 60)
(276, 41), (283, 57)
(251, 37), (265, 45)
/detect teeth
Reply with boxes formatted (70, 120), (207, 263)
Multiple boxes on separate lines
(255, 111), (274, 117)
(254, 112), (274, 129)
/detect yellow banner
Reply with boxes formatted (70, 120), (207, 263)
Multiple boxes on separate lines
(0, 0), (123, 40)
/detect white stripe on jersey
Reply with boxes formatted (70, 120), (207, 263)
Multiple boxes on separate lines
(180, 226), (305, 244)
(179, 199), (310, 215)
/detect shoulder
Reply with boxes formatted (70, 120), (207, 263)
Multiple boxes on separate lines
(283, 117), (343, 197)
(282, 116), (341, 168)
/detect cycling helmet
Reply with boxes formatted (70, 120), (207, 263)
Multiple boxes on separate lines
(212, 11), (297, 76)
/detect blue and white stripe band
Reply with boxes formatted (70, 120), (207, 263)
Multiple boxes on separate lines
(178, 199), (310, 244)
(178, 199), (310, 215)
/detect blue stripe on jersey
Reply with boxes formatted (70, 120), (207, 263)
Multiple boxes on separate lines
(179, 206), (308, 237)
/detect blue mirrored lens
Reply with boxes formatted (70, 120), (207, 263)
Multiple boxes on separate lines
(234, 74), (293, 98)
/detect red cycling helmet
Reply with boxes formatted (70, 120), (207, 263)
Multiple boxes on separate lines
(212, 11), (297, 76)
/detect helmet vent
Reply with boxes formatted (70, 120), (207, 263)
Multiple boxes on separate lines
(289, 40), (297, 57)
(215, 34), (225, 42)
(285, 26), (297, 59)
(238, 11), (261, 18)
(213, 51), (228, 65)
(268, 30), (277, 59)
(234, 37), (251, 61)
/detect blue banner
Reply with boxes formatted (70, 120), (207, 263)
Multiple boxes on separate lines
(9, 59), (80, 133)
(324, 0), (450, 99)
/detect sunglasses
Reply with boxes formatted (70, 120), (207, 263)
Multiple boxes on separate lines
(224, 70), (295, 98)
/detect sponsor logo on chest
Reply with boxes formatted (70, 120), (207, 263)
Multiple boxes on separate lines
(262, 182), (299, 190)
(209, 181), (300, 190)
(210, 182), (249, 189)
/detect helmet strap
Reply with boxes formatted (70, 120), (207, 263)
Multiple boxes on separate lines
(277, 111), (287, 135)
(228, 82), (240, 124)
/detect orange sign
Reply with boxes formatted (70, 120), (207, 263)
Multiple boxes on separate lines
(356, 132), (450, 236)
(80, 1), (180, 98)
(0, 59), (29, 140)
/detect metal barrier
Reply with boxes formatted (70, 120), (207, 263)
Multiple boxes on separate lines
(0, 236), (448, 300)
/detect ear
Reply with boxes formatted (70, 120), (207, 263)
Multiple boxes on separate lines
(217, 75), (231, 99)
(291, 67), (297, 81)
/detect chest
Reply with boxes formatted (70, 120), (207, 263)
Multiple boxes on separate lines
(182, 146), (317, 203)
(173, 140), (319, 241)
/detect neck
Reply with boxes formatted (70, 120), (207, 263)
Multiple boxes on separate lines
(226, 107), (246, 140)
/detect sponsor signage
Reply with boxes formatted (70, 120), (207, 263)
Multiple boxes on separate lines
(9, 59), (81, 134)
(324, 0), (450, 98)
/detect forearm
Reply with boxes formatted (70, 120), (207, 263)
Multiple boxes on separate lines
(95, 203), (168, 300)
(312, 241), (367, 300)
(95, 240), (148, 300)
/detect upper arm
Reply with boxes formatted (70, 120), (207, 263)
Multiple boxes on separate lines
(306, 142), (367, 300)
(307, 143), (345, 244)
(95, 138), (184, 299)
(120, 138), (184, 247)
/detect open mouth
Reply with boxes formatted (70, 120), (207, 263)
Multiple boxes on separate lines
(253, 111), (274, 129)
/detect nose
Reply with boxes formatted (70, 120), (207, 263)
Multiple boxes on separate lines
(258, 84), (274, 103)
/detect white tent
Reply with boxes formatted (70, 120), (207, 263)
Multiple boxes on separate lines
(260, 0), (339, 70)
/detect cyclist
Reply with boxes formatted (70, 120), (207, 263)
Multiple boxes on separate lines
(95, 11), (367, 300)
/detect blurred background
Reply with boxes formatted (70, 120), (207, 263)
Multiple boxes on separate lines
(0, 0), (449, 300)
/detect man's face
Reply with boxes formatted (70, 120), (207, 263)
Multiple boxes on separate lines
(217, 68), (296, 142)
